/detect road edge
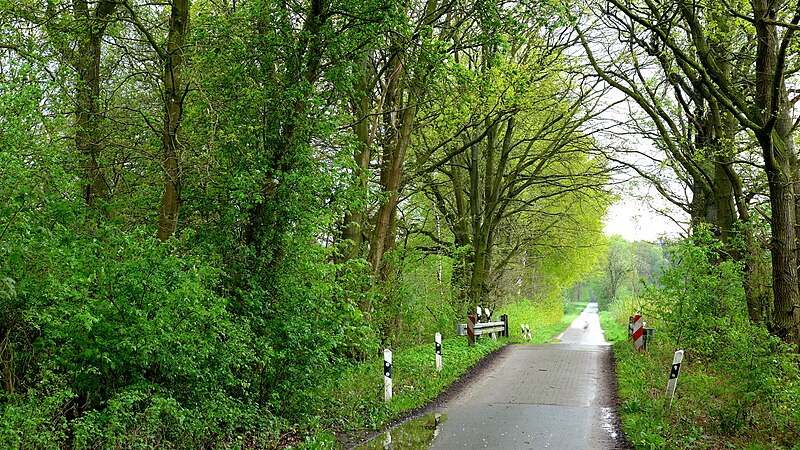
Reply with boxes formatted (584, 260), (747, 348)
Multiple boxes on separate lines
(341, 342), (515, 449)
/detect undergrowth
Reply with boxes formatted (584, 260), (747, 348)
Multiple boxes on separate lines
(606, 229), (800, 449)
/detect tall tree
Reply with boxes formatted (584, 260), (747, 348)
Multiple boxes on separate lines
(120, 0), (193, 239)
(576, 2), (770, 322)
(158, 0), (190, 240)
(342, 0), (452, 279)
(39, 0), (118, 208)
(409, 4), (611, 308)
(584, 0), (800, 346)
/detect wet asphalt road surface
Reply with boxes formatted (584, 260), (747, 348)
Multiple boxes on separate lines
(426, 302), (622, 449)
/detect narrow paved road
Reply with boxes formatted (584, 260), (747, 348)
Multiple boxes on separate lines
(427, 302), (622, 449)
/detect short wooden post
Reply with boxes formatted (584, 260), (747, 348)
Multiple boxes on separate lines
(501, 314), (508, 337)
(666, 349), (684, 406)
(435, 332), (442, 371)
(384, 349), (392, 402)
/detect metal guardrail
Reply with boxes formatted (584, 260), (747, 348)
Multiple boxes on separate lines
(469, 321), (507, 336)
(457, 308), (509, 346)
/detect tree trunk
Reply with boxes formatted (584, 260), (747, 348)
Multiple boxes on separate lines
(753, 0), (800, 348)
(367, 0), (440, 277)
(73, 0), (116, 208)
(368, 52), (417, 276)
(762, 137), (800, 345)
(157, 0), (190, 241)
(468, 232), (489, 306)
(341, 56), (373, 261)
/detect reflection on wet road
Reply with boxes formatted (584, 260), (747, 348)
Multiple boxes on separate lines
(358, 413), (445, 450)
(357, 302), (623, 449)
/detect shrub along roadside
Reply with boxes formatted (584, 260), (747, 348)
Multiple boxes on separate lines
(604, 229), (800, 449)
(611, 334), (800, 450)
(300, 300), (587, 448)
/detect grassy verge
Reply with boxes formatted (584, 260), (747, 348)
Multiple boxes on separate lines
(497, 299), (588, 343)
(606, 314), (800, 449)
(308, 337), (506, 447)
(299, 300), (585, 448)
(598, 310), (627, 343)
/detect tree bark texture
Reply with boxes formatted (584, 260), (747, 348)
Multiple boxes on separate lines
(72, 0), (116, 208)
(596, 0), (799, 345)
(752, 0), (800, 347)
(157, 0), (190, 241)
(340, 57), (373, 261)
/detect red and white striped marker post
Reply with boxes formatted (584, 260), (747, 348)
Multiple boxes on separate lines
(467, 315), (476, 346)
(632, 314), (644, 351)
(435, 332), (442, 371)
(666, 349), (684, 406)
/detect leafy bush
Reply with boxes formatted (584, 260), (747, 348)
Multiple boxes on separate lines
(1, 215), (274, 448)
(649, 227), (747, 357)
(611, 228), (800, 448)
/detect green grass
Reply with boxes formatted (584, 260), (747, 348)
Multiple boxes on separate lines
(607, 313), (800, 450)
(497, 299), (588, 343)
(298, 300), (586, 448)
(301, 337), (505, 448)
(599, 310), (627, 343)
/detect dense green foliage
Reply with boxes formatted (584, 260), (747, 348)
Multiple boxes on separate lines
(8, 0), (800, 447)
(604, 230), (800, 449)
(0, 0), (608, 447)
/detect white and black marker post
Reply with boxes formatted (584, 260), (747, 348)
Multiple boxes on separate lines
(384, 348), (392, 402)
(475, 306), (483, 342)
(435, 332), (442, 371)
(486, 308), (497, 339)
(383, 431), (391, 448)
(666, 349), (684, 407)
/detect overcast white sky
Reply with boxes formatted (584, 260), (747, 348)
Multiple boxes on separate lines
(603, 195), (687, 242)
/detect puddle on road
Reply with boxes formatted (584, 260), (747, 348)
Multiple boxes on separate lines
(357, 413), (445, 449)
(600, 407), (619, 440)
